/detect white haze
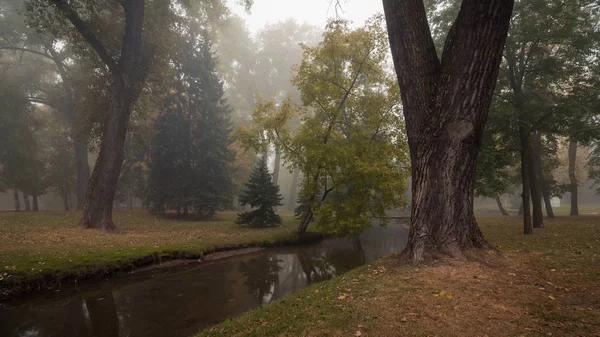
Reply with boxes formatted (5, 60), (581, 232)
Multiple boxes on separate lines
(228, 0), (383, 33)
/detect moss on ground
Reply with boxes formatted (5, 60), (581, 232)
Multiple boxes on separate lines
(195, 216), (600, 337)
(0, 210), (300, 298)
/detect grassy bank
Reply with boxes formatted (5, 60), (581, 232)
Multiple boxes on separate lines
(195, 216), (600, 337)
(0, 210), (301, 299)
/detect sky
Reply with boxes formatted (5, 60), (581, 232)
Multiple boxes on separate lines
(227, 0), (384, 33)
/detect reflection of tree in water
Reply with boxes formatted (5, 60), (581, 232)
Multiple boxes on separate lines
(239, 255), (282, 304)
(298, 238), (366, 283)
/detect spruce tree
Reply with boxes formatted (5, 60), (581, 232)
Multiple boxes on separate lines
(146, 31), (234, 216)
(236, 157), (283, 227)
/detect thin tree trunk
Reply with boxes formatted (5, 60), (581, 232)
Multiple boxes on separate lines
(128, 191), (133, 210)
(531, 132), (554, 218)
(13, 189), (20, 212)
(288, 169), (300, 211)
(519, 127), (533, 234)
(74, 136), (90, 210)
(22, 192), (31, 211)
(527, 148), (543, 228)
(32, 195), (39, 211)
(517, 201), (523, 216)
(383, 0), (513, 260)
(63, 189), (70, 211)
(532, 142), (554, 218)
(495, 196), (509, 216)
(72, 0), (147, 231)
(272, 150), (281, 185)
(568, 138), (579, 216)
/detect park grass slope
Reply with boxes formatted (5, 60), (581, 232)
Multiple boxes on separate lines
(195, 216), (600, 337)
(0, 211), (306, 300)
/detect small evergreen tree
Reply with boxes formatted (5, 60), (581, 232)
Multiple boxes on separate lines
(236, 157), (283, 227)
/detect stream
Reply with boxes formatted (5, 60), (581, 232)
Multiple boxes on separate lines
(0, 221), (408, 337)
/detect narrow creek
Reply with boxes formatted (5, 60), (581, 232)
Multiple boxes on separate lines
(0, 221), (408, 337)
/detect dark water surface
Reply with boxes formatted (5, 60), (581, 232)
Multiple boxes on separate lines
(0, 222), (408, 337)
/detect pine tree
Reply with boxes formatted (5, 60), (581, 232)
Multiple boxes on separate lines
(236, 157), (283, 227)
(146, 31), (234, 216)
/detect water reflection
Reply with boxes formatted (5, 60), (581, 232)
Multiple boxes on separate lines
(0, 222), (408, 337)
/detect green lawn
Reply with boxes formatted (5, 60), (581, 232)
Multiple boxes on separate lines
(195, 216), (600, 337)
(0, 210), (299, 296)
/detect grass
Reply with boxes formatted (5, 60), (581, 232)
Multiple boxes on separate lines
(194, 216), (600, 337)
(0, 210), (300, 296)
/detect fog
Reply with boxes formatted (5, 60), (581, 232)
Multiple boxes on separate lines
(1, 0), (599, 220)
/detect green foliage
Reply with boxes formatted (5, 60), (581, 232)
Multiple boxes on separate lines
(430, 0), (600, 198)
(0, 78), (44, 196)
(36, 108), (77, 199)
(116, 119), (151, 205)
(146, 32), (234, 216)
(236, 16), (409, 235)
(236, 157), (284, 227)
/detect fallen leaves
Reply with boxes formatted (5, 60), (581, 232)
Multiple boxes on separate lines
(354, 330), (362, 336)
(433, 290), (453, 299)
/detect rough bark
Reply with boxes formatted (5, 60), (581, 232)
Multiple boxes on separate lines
(13, 189), (20, 212)
(53, 0), (149, 231)
(32, 195), (39, 211)
(519, 127), (533, 234)
(568, 138), (579, 216)
(495, 196), (509, 216)
(287, 169), (300, 211)
(383, 0), (514, 260)
(22, 192), (31, 211)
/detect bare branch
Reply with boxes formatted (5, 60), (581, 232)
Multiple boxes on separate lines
(0, 46), (55, 61)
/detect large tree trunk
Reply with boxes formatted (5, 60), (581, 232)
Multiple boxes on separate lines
(568, 138), (579, 216)
(32, 195), (39, 211)
(64, 0), (147, 231)
(287, 169), (300, 211)
(519, 127), (533, 234)
(79, 83), (136, 230)
(495, 196), (509, 216)
(527, 148), (543, 228)
(13, 189), (20, 212)
(22, 192), (31, 211)
(383, 0), (513, 260)
(74, 137), (90, 210)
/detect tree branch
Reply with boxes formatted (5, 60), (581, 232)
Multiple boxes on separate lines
(50, 0), (119, 76)
(0, 46), (55, 61)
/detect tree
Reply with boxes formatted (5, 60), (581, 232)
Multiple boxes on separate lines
(236, 157), (283, 227)
(1, 0), (93, 210)
(237, 17), (409, 235)
(146, 31), (234, 216)
(22, 0), (160, 230)
(0, 77), (42, 211)
(424, 0), (599, 235)
(382, 0), (514, 260)
(115, 122), (150, 210)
